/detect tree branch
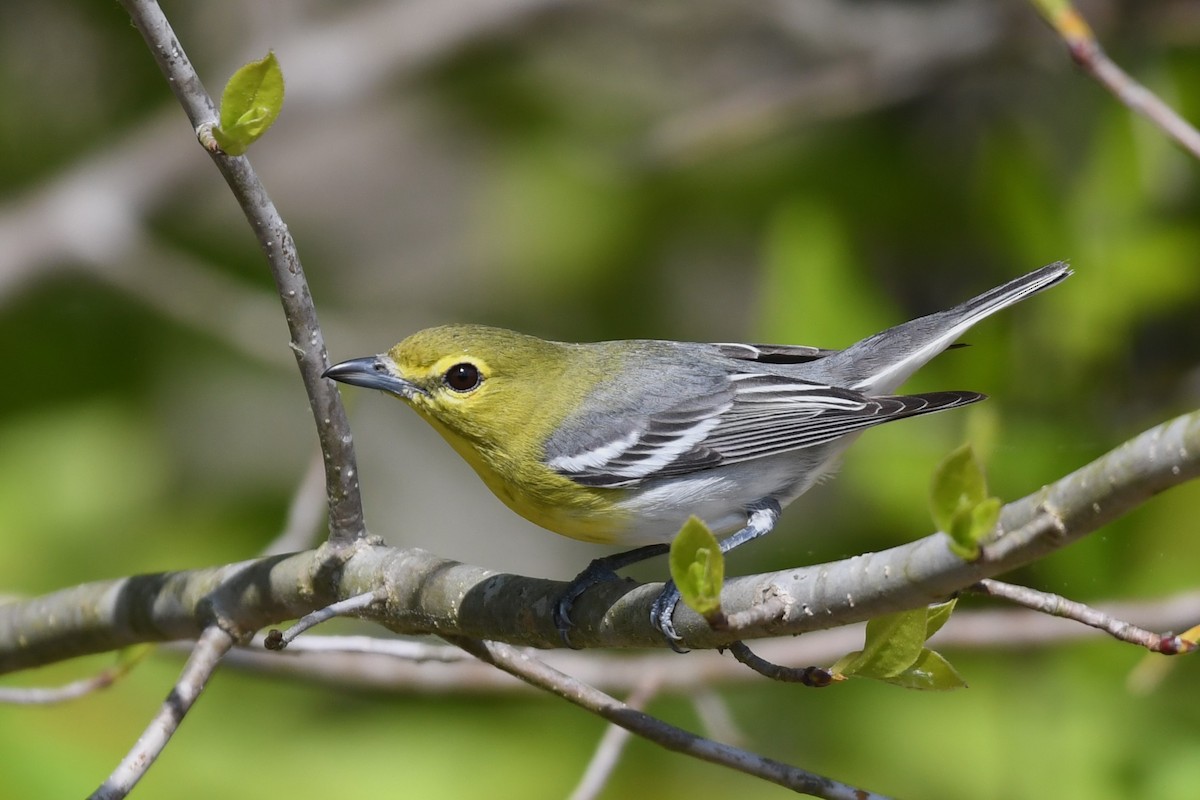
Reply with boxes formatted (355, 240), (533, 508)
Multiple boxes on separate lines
(0, 647), (149, 705)
(568, 677), (661, 800)
(3, 410), (1197, 674)
(970, 579), (1196, 654)
(1031, 0), (1200, 160)
(184, 588), (1200, 696)
(451, 636), (892, 800)
(567, 408), (1200, 648)
(117, 0), (365, 545)
(88, 626), (234, 800)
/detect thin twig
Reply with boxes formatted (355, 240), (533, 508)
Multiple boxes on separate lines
(265, 591), (385, 650)
(88, 626), (234, 800)
(250, 633), (475, 662)
(568, 678), (661, 800)
(690, 691), (748, 746)
(116, 0), (365, 544)
(726, 642), (833, 687)
(0, 647), (150, 705)
(971, 579), (1198, 655)
(450, 637), (892, 800)
(1031, 0), (1200, 160)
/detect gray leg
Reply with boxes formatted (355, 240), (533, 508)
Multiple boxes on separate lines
(651, 498), (782, 647)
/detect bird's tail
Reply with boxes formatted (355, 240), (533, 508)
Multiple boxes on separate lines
(823, 261), (1071, 394)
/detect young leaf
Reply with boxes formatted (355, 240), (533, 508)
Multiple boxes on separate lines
(930, 443), (983, 531)
(831, 603), (968, 690)
(669, 516), (724, 618)
(211, 51), (285, 156)
(834, 607), (927, 679)
(931, 443), (1000, 559)
(924, 598), (957, 639)
(969, 496), (1001, 538)
(883, 648), (969, 691)
(828, 650), (863, 678)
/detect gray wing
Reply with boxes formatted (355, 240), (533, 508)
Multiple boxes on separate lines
(546, 369), (983, 488)
(709, 342), (838, 364)
(542, 265), (1071, 489)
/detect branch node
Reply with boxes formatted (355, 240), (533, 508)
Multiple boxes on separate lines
(1157, 634), (1198, 656)
(724, 593), (790, 633)
(195, 122), (222, 154)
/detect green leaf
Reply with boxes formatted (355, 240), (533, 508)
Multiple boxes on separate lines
(669, 516), (724, 618)
(831, 604), (968, 690)
(924, 598), (957, 639)
(211, 51), (285, 156)
(834, 607), (927, 679)
(947, 496), (1001, 559)
(882, 648), (968, 691)
(931, 443), (1001, 559)
(828, 650), (862, 678)
(930, 443), (984, 531)
(969, 496), (1001, 538)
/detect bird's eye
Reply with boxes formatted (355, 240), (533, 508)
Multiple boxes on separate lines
(443, 362), (482, 393)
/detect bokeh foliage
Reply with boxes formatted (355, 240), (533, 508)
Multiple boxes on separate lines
(1, 1), (1198, 798)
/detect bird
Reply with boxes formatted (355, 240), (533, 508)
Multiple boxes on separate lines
(324, 261), (1071, 645)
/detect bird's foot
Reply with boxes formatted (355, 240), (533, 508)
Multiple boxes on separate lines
(649, 581), (688, 653)
(553, 560), (622, 648)
(553, 543), (671, 648)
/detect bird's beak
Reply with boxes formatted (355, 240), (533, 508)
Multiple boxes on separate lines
(323, 356), (425, 399)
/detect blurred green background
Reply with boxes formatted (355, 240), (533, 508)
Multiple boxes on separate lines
(2, 0), (1199, 798)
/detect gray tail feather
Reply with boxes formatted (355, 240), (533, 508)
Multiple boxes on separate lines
(823, 261), (1071, 394)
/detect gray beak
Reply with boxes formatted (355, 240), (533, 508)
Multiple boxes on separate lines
(323, 356), (423, 398)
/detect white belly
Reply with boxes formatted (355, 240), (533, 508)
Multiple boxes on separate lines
(607, 445), (843, 545)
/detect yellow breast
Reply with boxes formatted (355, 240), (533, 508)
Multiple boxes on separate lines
(416, 408), (634, 544)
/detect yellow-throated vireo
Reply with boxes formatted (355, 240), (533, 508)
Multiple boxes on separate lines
(325, 262), (1070, 645)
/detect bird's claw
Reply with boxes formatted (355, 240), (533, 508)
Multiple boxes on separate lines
(555, 556), (690, 653)
(554, 561), (623, 649)
(650, 582), (688, 653)
(552, 589), (584, 649)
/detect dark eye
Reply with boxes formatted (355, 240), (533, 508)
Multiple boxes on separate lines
(443, 362), (482, 392)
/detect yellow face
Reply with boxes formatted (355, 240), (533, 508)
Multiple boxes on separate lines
(385, 324), (558, 452)
(379, 324), (630, 542)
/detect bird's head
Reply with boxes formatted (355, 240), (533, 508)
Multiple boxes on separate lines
(324, 324), (570, 450)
